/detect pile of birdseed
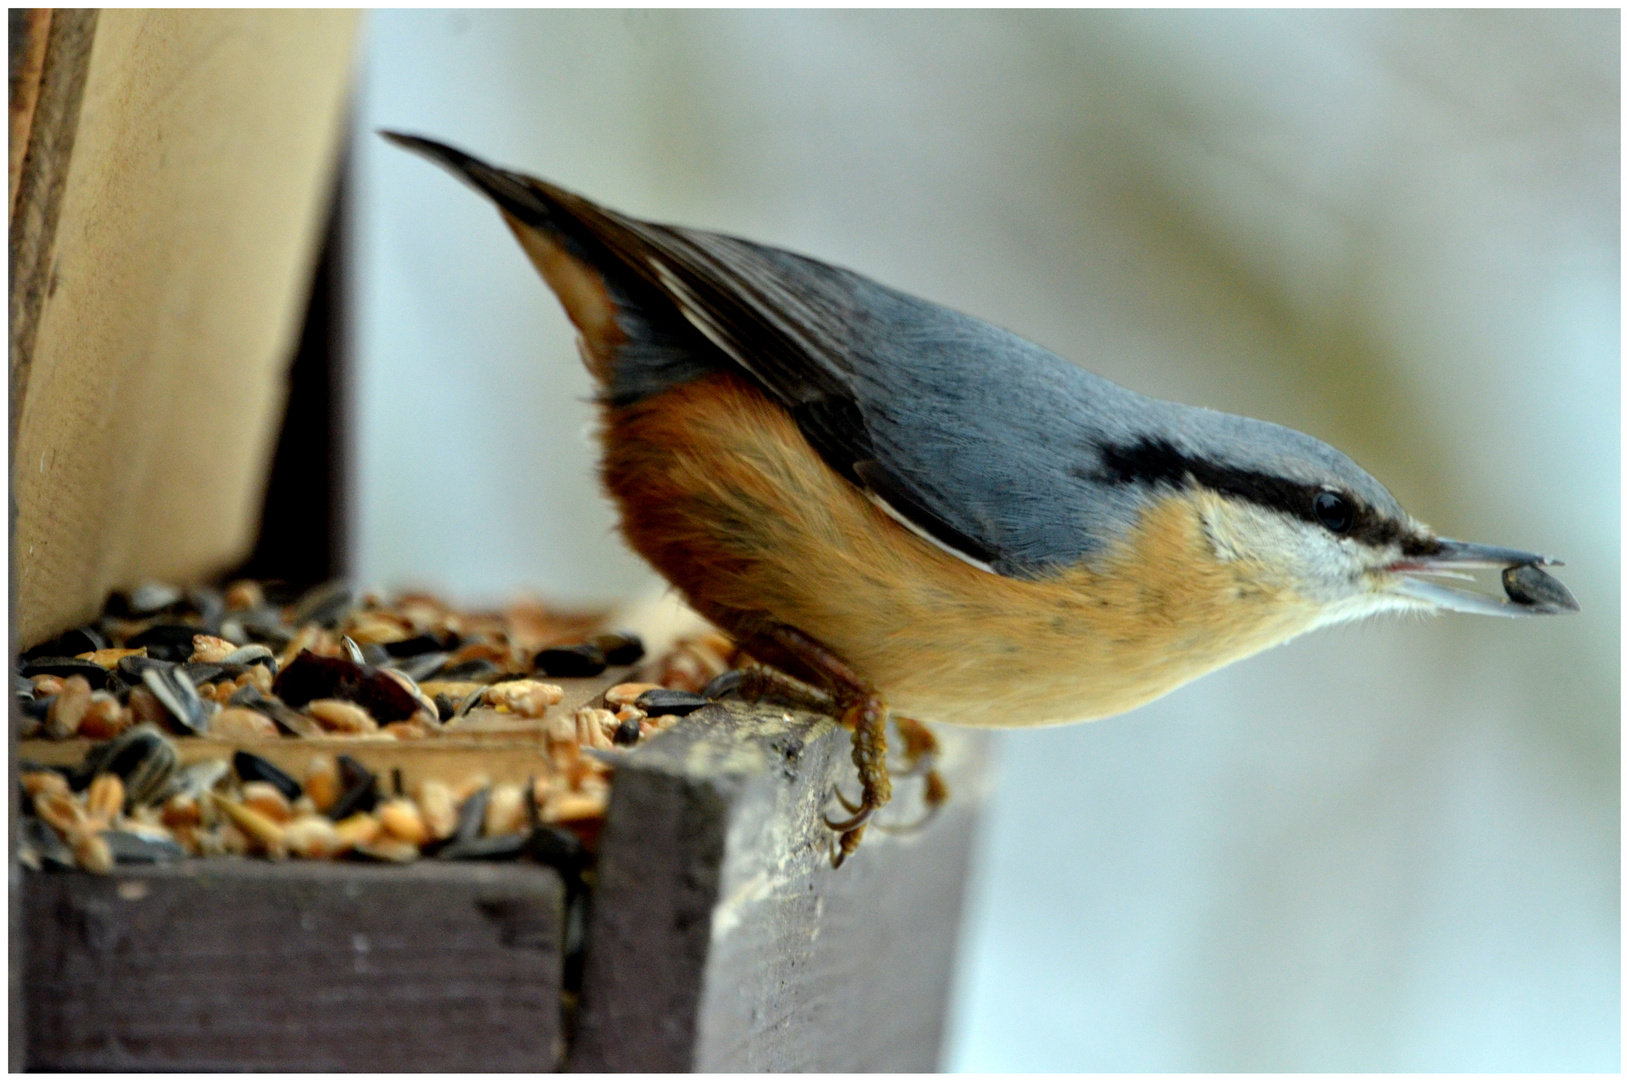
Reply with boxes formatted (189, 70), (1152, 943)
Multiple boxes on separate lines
(14, 579), (737, 874)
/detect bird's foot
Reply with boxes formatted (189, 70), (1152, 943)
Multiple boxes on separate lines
(715, 625), (948, 863)
(724, 624), (901, 867)
(821, 692), (892, 866)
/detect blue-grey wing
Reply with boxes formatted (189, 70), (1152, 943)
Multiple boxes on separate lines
(383, 133), (1153, 576)
(599, 225), (1149, 577)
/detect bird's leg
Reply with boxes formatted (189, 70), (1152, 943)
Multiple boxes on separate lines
(728, 623), (892, 867)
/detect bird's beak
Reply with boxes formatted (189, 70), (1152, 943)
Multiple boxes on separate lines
(1385, 539), (1579, 617)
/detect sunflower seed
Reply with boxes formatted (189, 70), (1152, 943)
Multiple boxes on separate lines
(20, 656), (109, 689)
(165, 758), (231, 801)
(103, 829), (186, 864)
(125, 624), (199, 662)
(78, 724), (179, 807)
(591, 631), (645, 666)
(233, 751), (302, 802)
(127, 582), (183, 615)
(533, 644), (606, 678)
(324, 755), (378, 821)
(453, 786), (491, 844)
(382, 633), (452, 658)
(436, 658), (501, 681)
(143, 666), (209, 735)
(1502, 563), (1581, 612)
(186, 586), (226, 632)
(634, 688), (709, 716)
(21, 626), (107, 661)
(221, 644), (276, 669)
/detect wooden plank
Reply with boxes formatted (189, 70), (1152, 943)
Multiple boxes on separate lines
(15, 665), (639, 787)
(23, 859), (567, 1071)
(11, 10), (360, 647)
(568, 704), (988, 1071)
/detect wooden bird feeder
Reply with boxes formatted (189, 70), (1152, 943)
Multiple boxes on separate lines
(9, 11), (986, 1070)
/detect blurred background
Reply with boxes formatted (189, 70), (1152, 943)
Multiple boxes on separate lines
(346, 10), (1617, 1071)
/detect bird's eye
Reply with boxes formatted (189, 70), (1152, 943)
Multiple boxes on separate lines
(1313, 491), (1353, 534)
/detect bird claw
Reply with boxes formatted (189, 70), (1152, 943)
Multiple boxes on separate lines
(871, 766), (950, 835)
(823, 803), (876, 833)
(700, 667), (748, 700)
(829, 783), (864, 815)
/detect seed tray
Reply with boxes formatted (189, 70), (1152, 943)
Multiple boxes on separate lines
(17, 699), (987, 1070)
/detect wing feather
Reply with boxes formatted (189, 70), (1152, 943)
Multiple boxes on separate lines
(385, 133), (1122, 577)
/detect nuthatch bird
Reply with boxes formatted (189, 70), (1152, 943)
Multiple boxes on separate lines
(385, 133), (1579, 865)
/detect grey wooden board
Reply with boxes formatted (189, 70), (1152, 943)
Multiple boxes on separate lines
(23, 858), (566, 1071)
(569, 703), (989, 1072)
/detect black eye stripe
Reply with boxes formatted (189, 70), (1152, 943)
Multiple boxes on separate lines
(1090, 437), (1432, 553)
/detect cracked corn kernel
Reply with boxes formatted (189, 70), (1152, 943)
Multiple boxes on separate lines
(484, 679), (564, 718)
(332, 813), (381, 848)
(211, 793), (287, 858)
(417, 780), (456, 840)
(544, 790), (608, 824)
(306, 698), (376, 734)
(162, 793), (201, 828)
(605, 682), (662, 708)
(84, 773), (125, 824)
(304, 756), (340, 812)
(78, 693), (130, 740)
(240, 781), (294, 823)
(483, 783), (526, 836)
(377, 798), (429, 845)
(284, 815), (345, 859)
(45, 676), (92, 739)
(74, 647), (145, 668)
(190, 635), (236, 663)
(73, 831), (114, 874)
(209, 707), (279, 739)
(22, 770), (70, 801)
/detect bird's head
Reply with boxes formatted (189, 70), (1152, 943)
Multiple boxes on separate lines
(1098, 421), (1578, 632)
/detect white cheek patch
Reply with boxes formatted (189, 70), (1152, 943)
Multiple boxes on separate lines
(1197, 495), (1301, 566)
(1196, 493), (1371, 605)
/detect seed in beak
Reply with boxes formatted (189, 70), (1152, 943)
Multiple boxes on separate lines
(1502, 564), (1580, 612)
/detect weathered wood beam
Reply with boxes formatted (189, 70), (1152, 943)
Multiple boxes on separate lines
(570, 704), (987, 1071)
(23, 859), (567, 1071)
